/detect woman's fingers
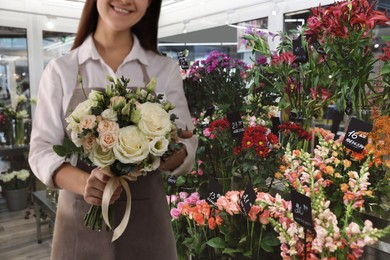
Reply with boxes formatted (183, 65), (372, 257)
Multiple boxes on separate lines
(179, 129), (193, 139)
(84, 168), (123, 205)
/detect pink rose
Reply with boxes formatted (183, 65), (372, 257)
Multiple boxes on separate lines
(98, 131), (118, 152)
(170, 208), (181, 220)
(79, 115), (97, 131)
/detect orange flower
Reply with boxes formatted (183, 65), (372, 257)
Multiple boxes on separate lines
(275, 172), (283, 179)
(293, 150), (301, 157)
(325, 165), (335, 175)
(343, 159), (352, 168)
(215, 215), (223, 226)
(208, 217), (216, 230)
(193, 212), (205, 226)
(340, 183), (349, 193)
(319, 163), (327, 172)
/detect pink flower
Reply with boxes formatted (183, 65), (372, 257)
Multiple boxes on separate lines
(203, 128), (211, 137)
(179, 192), (189, 200)
(170, 208), (181, 220)
(259, 210), (270, 224)
(248, 205), (262, 222)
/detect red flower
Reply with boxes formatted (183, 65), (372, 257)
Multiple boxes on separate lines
(236, 126), (277, 158)
(379, 42), (390, 62)
(209, 118), (230, 133)
(279, 122), (311, 141)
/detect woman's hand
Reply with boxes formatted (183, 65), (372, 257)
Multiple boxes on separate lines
(159, 129), (193, 171)
(84, 168), (122, 205)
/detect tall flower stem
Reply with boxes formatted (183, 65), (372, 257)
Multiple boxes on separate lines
(256, 224), (264, 260)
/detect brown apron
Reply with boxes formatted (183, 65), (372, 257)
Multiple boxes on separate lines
(51, 62), (178, 260)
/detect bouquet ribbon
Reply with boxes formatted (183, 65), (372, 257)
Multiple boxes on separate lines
(101, 167), (137, 242)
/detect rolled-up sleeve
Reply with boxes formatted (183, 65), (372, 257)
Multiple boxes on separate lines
(163, 62), (198, 176)
(29, 61), (67, 187)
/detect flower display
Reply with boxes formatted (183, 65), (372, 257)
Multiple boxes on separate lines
(186, 51), (249, 115)
(305, 0), (390, 114)
(175, 2), (390, 258)
(266, 142), (390, 259)
(0, 169), (30, 190)
(54, 76), (180, 241)
(233, 124), (281, 188)
(168, 190), (281, 260)
(0, 93), (33, 145)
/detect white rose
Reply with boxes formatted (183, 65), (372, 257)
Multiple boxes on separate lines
(66, 99), (97, 130)
(101, 108), (118, 121)
(113, 125), (149, 164)
(149, 136), (169, 156)
(89, 144), (116, 167)
(137, 102), (171, 137)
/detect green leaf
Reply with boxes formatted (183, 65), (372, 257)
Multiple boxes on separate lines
(381, 64), (390, 76)
(261, 243), (274, 253)
(222, 248), (242, 257)
(381, 36), (390, 42)
(206, 237), (226, 249)
(262, 232), (280, 247)
(53, 145), (67, 157)
(176, 176), (186, 187)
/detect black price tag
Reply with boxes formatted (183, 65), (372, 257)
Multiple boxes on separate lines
(227, 111), (244, 139)
(177, 51), (189, 70)
(239, 183), (256, 216)
(291, 189), (314, 231)
(293, 36), (308, 63)
(271, 116), (281, 135)
(205, 179), (223, 207)
(167, 175), (178, 186)
(312, 40), (326, 55)
(204, 106), (215, 118)
(342, 117), (373, 153)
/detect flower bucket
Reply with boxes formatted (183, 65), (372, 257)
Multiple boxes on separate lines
(3, 187), (29, 211)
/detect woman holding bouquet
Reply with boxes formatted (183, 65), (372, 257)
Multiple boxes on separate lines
(29, 0), (197, 259)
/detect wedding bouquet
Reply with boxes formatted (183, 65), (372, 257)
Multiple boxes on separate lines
(54, 76), (181, 241)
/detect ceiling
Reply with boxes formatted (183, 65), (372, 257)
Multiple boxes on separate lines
(0, 0), (336, 38)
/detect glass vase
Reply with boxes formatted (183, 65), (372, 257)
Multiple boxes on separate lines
(14, 118), (25, 146)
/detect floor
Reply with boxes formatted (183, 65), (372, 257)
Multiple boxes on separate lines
(0, 193), (52, 260)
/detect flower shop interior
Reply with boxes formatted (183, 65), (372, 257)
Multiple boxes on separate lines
(1, 0), (390, 259)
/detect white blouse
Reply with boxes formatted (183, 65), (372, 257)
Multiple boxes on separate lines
(29, 34), (198, 187)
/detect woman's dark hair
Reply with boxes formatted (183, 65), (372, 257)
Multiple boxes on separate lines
(71, 0), (162, 53)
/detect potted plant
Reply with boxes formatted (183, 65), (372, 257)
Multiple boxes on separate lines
(0, 169), (30, 211)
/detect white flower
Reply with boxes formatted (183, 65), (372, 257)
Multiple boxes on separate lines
(137, 102), (171, 137)
(16, 110), (28, 119)
(66, 99), (97, 131)
(88, 144), (116, 167)
(16, 94), (27, 104)
(70, 131), (83, 147)
(140, 156), (161, 173)
(16, 169), (30, 181)
(88, 90), (104, 102)
(149, 136), (169, 156)
(113, 125), (150, 164)
(101, 108), (118, 121)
